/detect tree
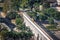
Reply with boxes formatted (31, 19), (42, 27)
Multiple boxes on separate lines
(3, 24), (33, 40)
(43, 8), (57, 17)
(28, 0), (41, 10)
(16, 18), (23, 25)
(20, 0), (29, 9)
(28, 11), (37, 20)
(40, 14), (47, 21)
(33, 3), (40, 11)
(43, 2), (50, 8)
(17, 24), (33, 40)
(19, 0), (41, 10)
(4, 31), (19, 40)
(19, 31), (33, 40)
(15, 20), (33, 40)
(43, 8), (60, 20)
(54, 12), (60, 20)
(6, 12), (18, 20)
(48, 17), (54, 25)
(39, 12), (47, 21)
(11, 0), (20, 11)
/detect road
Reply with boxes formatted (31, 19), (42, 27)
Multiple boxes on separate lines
(18, 12), (54, 40)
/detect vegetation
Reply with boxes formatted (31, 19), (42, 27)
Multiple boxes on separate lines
(20, 0), (29, 8)
(39, 12), (47, 21)
(43, 8), (60, 20)
(43, 8), (57, 17)
(27, 7), (60, 30)
(11, 0), (20, 11)
(1, 0), (60, 39)
(4, 30), (33, 40)
(46, 25), (56, 30)
(48, 17), (54, 25)
(16, 18), (23, 25)
(3, 0), (9, 13)
(28, 11), (48, 21)
(0, 17), (33, 40)
(54, 12), (60, 20)
(43, 2), (50, 8)
(6, 12), (19, 20)
(27, 11), (37, 20)
(15, 15), (33, 40)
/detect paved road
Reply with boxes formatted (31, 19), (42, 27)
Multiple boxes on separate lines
(18, 12), (54, 40)
(19, 11), (60, 40)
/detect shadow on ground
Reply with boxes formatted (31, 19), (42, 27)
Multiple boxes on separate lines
(0, 17), (16, 30)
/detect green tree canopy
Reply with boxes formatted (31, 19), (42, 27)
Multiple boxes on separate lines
(43, 8), (57, 17)
(48, 17), (54, 25)
(6, 12), (19, 19)
(16, 18), (23, 25)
